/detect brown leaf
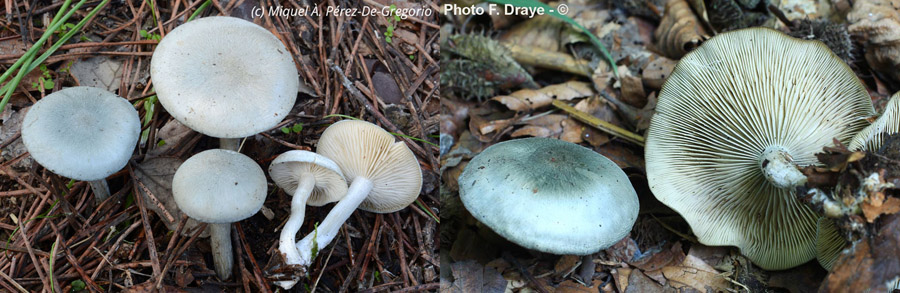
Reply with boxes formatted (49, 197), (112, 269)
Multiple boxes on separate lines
(862, 197), (900, 223)
(629, 242), (685, 284)
(642, 56), (677, 90)
(661, 265), (728, 291)
(510, 114), (567, 139)
(620, 72), (647, 108)
(492, 81), (594, 111)
(147, 119), (199, 158)
(823, 214), (900, 291)
(557, 278), (603, 293)
(554, 255), (582, 278)
(654, 0), (709, 59)
(448, 260), (507, 293)
(133, 157), (208, 237)
(625, 269), (664, 293)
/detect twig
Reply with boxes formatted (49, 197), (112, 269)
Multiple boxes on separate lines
(551, 100), (645, 147)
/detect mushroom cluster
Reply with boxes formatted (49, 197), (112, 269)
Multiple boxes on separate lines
(458, 137), (639, 255)
(22, 86), (141, 203)
(646, 27), (875, 270)
(262, 120), (421, 289)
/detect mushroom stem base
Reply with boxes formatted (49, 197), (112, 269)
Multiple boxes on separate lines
(275, 174), (315, 290)
(89, 180), (111, 203)
(295, 177), (373, 265)
(760, 146), (807, 189)
(220, 138), (241, 151)
(209, 223), (233, 280)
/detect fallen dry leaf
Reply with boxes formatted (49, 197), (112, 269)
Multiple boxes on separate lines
(629, 242), (685, 284)
(132, 157), (208, 237)
(625, 269), (664, 292)
(510, 114), (567, 139)
(642, 56), (677, 90)
(862, 196), (900, 223)
(823, 214), (900, 291)
(448, 260), (507, 292)
(654, 0), (708, 59)
(492, 81), (594, 112)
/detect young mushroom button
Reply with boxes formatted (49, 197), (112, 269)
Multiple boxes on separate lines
(646, 27), (876, 270)
(150, 16), (299, 150)
(292, 120), (422, 278)
(268, 150), (347, 289)
(172, 149), (267, 280)
(458, 137), (640, 255)
(21, 86), (140, 204)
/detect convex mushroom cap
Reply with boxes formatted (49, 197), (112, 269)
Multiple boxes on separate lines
(458, 137), (639, 255)
(173, 149), (267, 223)
(150, 16), (299, 138)
(172, 149), (267, 280)
(646, 27), (875, 270)
(22, 86), (140, 181)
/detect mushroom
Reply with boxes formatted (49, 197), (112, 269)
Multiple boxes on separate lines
(849, 93), (900, 152)
(268, 150), (346, 288)
(292, 120), (421, 275)
(172, 149), (267, 280)
(646, 27), (875, 270)
(458, 137), (639, 255)
(816, 217), (845, 270)
(150, 16), (299, 150)
(21, 86), (140, 203)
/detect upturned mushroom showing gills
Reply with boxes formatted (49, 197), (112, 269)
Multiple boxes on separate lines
(268, 150), (347, 289)
(292, 120), (422, 279)
(150, 16), (299, 151)
(646, 27), (875, 270)
(458, 137), (639, 255)
(173, 149), (267, 280)
(21, 86), (140, 203)
(849, 92), (900, 152)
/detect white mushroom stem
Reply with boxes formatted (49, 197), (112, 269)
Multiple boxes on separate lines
(760, 146), (807, 189)
(295, 177), (374, 265)
(208, 222), (234, 280)
(89, 180), (111, 203)
(279, 173), (315, 266)
(220, 138), (240, 151)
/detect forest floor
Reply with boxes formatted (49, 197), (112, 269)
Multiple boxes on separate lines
(0, 0), (440, 292)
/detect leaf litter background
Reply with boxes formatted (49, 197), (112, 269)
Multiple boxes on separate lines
(0, 0), (439, 291)
(441, 0), (900, 292)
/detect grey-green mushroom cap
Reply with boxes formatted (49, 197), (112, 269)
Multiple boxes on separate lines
(21, 86), (140, 181)
(173, 149), (267, 224)
(150, 16), (299, 138)
(458, 137), (639, 255)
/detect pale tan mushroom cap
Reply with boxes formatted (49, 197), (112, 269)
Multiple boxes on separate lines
(22, 87), (140, 181)
(150, 16), (299, 138)
(316, 120), (422, 213)
(646, 28), (874, 270)
(269, 150), (348, 206)
(849, 92), (900, 151)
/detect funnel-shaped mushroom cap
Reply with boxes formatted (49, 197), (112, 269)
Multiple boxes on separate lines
(173, 149), (267, 223)
(458, 137), (639, 255)
(646, 28), (875, 270)
(150, 16), (299, 138)
(21, 86), (140, 181)
(269, 150), (347, 206)
(316, 120), (422, 213)
(849, 93), (900, 151)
